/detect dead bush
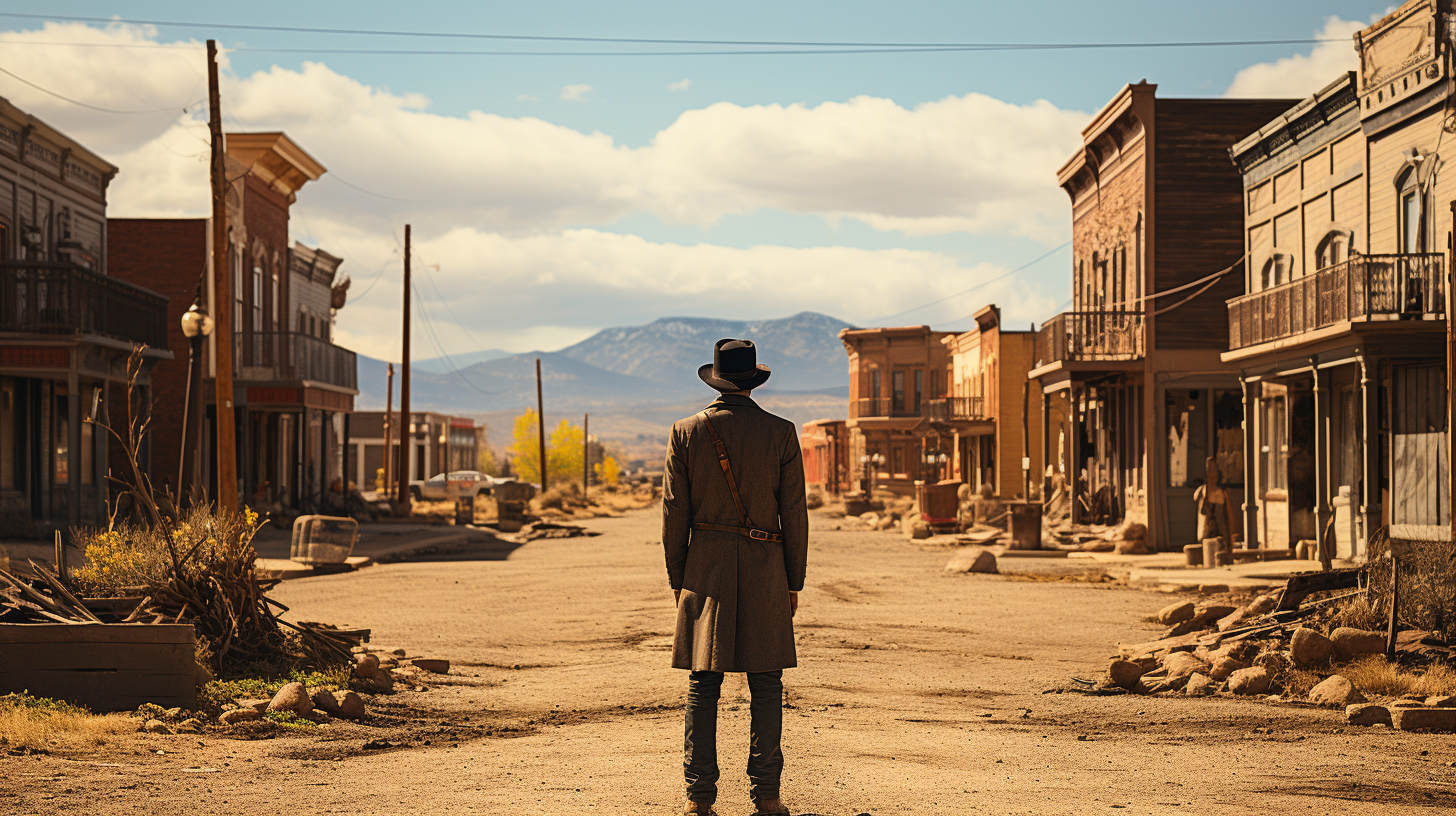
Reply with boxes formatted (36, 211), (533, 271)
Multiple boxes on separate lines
(0, 693), (131, 752)
(1341, 655), (1456, 698)
(1366, 528), (1456, 642)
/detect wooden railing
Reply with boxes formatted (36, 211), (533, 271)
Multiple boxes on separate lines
(0, 260), (168, 348)
(235, 331), (358, 391)
(1035, 311), (1145, 366)
(1227, 253), (1445, 350)
(926, 396), (986, 421)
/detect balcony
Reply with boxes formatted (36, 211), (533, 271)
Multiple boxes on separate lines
(0, 260), (168, 348)
(856, 397), (929, 419)
(1035, 311), (1145, 367)
(926, 396), (987, 421)
(1226, 253), (1445, 350)
(235, 331), (358, 391)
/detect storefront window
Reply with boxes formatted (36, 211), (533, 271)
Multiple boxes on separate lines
(1165, 390), (1207, 488)
(1213, 389), (1243, 488)
(1263, 397), (1288, 492)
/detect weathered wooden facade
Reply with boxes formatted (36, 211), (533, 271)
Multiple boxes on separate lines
(1225, 1), (1456, 556)
(941, 305), (1044, 498)
(1029, 82), (1296, 550)
(0, 97), (170, 536)
(799, 418), (850, 495)
(840, 325), (955, 495)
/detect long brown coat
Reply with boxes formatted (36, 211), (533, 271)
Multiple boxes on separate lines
(662, 393), (809, 672)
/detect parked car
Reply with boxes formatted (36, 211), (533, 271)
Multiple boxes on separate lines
(409, 471), (495, 502)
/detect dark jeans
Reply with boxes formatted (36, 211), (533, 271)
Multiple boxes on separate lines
(684, 670), (784, 804)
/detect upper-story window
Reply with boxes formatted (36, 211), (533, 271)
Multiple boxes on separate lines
(892, 371), (906, 412)
(251, 261), (264, 334)
(1398, 166), (1427, 254)
(1261, 254), (1291, 290)
(1316, 230), (1351, 269)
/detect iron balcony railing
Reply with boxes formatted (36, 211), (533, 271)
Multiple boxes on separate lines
(856, 396), (928, 419)
(926, 396), (987, 421)
(0, 260), (168, 348)
(235, 331), (358, 391)
(1035, 310), (1145, 366)
(1226, 253), (1445, 350)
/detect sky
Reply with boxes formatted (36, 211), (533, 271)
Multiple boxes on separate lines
(0, 2), (1391, 363)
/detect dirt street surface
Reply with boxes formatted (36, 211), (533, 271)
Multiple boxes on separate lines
(4, 509), (1452, 815)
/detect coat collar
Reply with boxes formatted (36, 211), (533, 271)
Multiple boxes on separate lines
(707, 392), (758, 411)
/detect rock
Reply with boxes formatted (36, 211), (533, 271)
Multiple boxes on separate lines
(1392, 707), (1456, 733)
(219, 709), (262, 725)
(1209, 656), (1245, 682)
(311, 689), (343, 716)
(333, 690), (366, 720)
(1307, 675), (1366, 707)
(1185, 673), (1216, 696)
(874, 515), (897, 531)
(411, 658), (450, 674)
(909, 522), (932, 540)
(1217, 607), (1247, 631)
(1197, 584), (1229, 596)
(353, 653), (381, 680)
(1108, 660), (1146, 690)
(945, 548), (998, 574)
(163, 707), (183, 721)
(1254, 650), (1292, 677)
(176, 718), (204, 733)
(1426, 695), (1456, 707)
(1346, 703), (1392, 726)
(141, 719), (172, 734)
(1163, 652), (1211, 682)
(1330, 628), (1385, 661)
(1114, 539), (1150, 555)
(354, 670), (395, 694)
(1194, 605), (1238, 624)
(1157, 601), (1196, 626)
(300, 709), (331, 724)
(858, 511), (878, 524)
(1228, 667), (1271, 696)
(1290, 628), (1335, 667)
(238, 698), (271, 712)
(1246, 594), (1277, 616)
(1120, 521), (1148, 540)
(266, 682), (314, 716)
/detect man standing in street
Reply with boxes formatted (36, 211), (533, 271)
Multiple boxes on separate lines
(663, 338), (810, 816)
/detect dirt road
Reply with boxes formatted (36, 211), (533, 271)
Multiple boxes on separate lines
(3, 509), (1451, 815)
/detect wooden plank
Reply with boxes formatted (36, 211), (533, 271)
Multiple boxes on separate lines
(0, 670), (194, 712)
(0, 642), (192, 671)
(0, 623), (193, 645)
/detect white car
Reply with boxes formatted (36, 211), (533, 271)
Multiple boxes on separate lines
(409, 471), (495, 502)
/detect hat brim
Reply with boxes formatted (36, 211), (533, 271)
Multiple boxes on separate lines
(698, 362), (772, 392)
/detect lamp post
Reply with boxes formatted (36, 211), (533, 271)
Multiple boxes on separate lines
(178, 301), (214, 504)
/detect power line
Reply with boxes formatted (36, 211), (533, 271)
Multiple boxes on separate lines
(0, 12), (1342, 52)
(410, 281), (508, 397)
(0, 64), (195, 113)
(415, 258), (499, 359)
(868, 240), (1070, 325)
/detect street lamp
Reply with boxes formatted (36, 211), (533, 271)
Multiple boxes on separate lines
(178, 301), (214, 503)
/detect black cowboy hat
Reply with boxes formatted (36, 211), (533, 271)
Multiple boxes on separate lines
(698, 338), (772, 392)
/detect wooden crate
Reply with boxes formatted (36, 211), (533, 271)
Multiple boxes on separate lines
(0, 623), (196, 712)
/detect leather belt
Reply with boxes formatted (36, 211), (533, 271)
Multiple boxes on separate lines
(693, 521), (783, 543)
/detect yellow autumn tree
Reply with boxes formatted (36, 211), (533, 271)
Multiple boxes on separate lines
(594, 456), (621, 486)
(510, 410), (586, 486)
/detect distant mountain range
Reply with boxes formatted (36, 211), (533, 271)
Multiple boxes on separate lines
(354, 313), (857, 441)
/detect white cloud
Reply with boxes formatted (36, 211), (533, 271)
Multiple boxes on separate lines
(1225, 16), (1364, 98)
(516, 93), (538, 102)
(668, 79), (692, 91)
(560, 83), (592, 101)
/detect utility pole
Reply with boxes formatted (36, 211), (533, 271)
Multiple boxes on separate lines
(395, 225), (412, 514)
(207, 40), (238, 511)
(383, 362), (394, 493)
(536, 358), (547, 492)
(583, 413), (590, 495)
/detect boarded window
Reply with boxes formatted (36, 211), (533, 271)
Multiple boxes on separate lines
(1391, 364), (1449, 535)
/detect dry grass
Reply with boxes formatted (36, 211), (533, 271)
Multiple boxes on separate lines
(0, 694), (131, 752)
(1340, 655), (1456, 698)
(1325, 593), (1385, 633)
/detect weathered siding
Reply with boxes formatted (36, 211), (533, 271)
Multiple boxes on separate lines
(1153, 99), (1297, 349)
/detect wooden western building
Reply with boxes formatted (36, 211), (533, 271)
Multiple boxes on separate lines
(1029, 82), (1297, 550)
(1225, 0), (1455, 556)
(799, 418), (849, 495)
(109, 133), (358, 515)
(840, 325), (954, 495)
(0, 97), (170, 535)
(940, 305), (1044, 498)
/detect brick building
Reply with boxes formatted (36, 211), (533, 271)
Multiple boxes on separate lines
(0, 97), (170, 535)
(109, 132), (358, 513)
(1029, 83), (1296, 550)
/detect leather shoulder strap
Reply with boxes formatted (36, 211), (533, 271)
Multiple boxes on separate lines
(699, 410), (751, 528)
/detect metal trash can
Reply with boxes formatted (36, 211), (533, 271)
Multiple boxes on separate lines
(291, 515), (358, 564)
(1006, 501), (1042, 550)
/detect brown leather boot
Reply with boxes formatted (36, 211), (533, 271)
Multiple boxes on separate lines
(684, 801), (718, 815)
(752, 798), (790, 815)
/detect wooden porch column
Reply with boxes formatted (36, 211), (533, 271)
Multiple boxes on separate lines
(1070, 382), (1082, 524)
(1360, 356), (1379, 556)
(1312, 358), (1330, 563)
(1040, 389), (1052, 497)
(1242, 376), (1258, 548)
(67, 366), (80, 530)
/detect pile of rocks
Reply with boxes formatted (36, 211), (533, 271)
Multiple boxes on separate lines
(350, 644), (451, 694)
(1347, 695), (1456, 731)
(217, 682), (367, 726)
(133, 703), (206, 735)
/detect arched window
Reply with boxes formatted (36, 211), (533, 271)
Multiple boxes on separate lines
(1315, 229), (1354, 269)
(1261, 253), (1292, 290)
(1397, 166), (1426, 254)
